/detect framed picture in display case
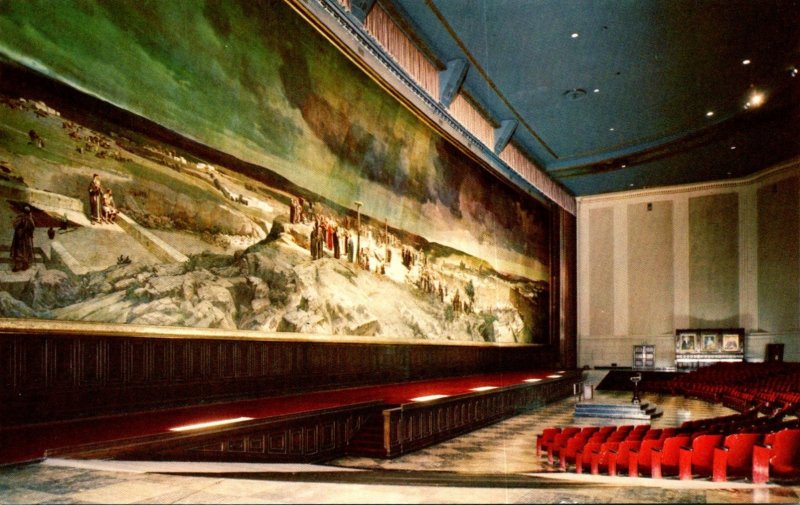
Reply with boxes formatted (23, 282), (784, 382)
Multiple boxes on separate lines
(702, 333), (720, 352)
(722, 333), (742, 352)
(677, 333), (697, 352)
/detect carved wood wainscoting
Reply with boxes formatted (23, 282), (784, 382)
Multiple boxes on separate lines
(0, 320), (560, 426)
(47, 402), (384, 463)
(349, 373), (580, 458)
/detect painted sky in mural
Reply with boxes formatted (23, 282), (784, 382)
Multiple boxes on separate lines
(0, 0), (552, 343)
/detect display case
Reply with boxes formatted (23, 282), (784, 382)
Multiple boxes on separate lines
(675, 328), (745, 369)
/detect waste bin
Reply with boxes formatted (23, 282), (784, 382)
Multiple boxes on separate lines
(582, 384), (594, 400)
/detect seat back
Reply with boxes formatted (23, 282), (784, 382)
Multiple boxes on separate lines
(597, 426), (616, 438)
(552, 427), (580, 448)
(660, 435), (691, 473)
(594, 441), (621, 469)
(644, 429), (662, 440)
(771, 428), (800, 477)
(659, 428), (678, 439)
(723, 433), (762, 477)
(690, 434), (725, 475)
(578, 440), (603, 470)
(614, 440), (641, 471)
(636, 438), (665, 474)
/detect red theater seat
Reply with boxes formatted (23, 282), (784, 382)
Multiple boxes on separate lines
(712, 433), (762, 482)
(629, 438), (664, 477)
(607, 440), (640, 476)
(651, 435), (690, 478)
(678, 433), (725, 479)
(560, 433), (592, 471)
(536, 427), (560, 456)
(591, 441), (620, 475)
(575, 441), (603, 474)
(753, 428), (800, 483)
(547, 427), (580, 464)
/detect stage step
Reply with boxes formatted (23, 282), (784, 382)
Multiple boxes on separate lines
(574, 400), (663, 420)
(345, 416), (387, 457)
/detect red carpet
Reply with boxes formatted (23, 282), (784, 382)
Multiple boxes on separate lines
(0, 370), (562, 465)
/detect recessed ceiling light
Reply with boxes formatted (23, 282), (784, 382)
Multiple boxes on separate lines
(609, 127), (615, 131)
(791, 67), (798, 77)
(629, 183), (635, 187)
(730, 146), (736, 150)
(742, 59), (751, 65)
(706, 111), (715, 117)
(621, 164), (627, 168)
(571, 33), (579, 38)
(593, 88), (600, 93)
(749, 91), (765, 108)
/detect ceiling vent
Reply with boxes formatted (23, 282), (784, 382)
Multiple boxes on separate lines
(563, 88), (587, 100)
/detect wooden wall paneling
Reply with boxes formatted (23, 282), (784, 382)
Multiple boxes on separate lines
(48, 337), (78, 390)
(17, 336), (46, 392)
(77, 338), (103, 387)
(106, 338), (125, 386)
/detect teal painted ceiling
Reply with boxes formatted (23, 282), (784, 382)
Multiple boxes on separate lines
(385, 0), (800, 195)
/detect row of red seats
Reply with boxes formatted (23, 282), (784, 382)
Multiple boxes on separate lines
(537, 424), (800, 482)
(646, 362), (800, 405)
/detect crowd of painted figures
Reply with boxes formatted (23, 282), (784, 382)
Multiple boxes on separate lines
(292, 198), (476, 316)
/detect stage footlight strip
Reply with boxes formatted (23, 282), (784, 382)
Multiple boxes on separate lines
(170, 417), (254, 432)
(410, 394), (449, 402)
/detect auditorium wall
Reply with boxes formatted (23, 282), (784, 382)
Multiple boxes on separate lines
(578, 158), (800, 368)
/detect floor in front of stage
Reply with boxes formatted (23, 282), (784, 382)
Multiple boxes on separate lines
(2, 370), (799, 504)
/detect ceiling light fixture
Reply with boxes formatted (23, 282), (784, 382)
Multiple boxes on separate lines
(730, 146), (736, 150)
(563, 88), (587, 100)
(571, 33), (579, 38)
(706, 111), (715, 117)
(593, 88), (600, 93)
(791, 67), (798, 78)
(742, 59), (751, 65)
(609, 127), (615, 131)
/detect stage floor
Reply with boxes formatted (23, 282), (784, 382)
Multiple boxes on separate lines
(2, 370), (799, 504)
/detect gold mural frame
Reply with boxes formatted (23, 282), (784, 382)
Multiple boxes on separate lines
(0, 317), (547, 348)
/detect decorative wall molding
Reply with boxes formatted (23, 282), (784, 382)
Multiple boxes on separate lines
(577, 156), (800, 208)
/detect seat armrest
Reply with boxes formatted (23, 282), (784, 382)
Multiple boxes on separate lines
(752, 444), (772, 484)
(678, 446), (693, 480)
(712, 447), (728, 482)
(651, 448), (663, 479)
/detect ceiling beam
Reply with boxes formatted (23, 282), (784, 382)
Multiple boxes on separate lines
(350, 0), (376, 23)
(439, 59), (468, 108)
(493, 120), (517, 155)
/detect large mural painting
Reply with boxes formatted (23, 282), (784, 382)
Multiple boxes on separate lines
(0, 0), (552, 343)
